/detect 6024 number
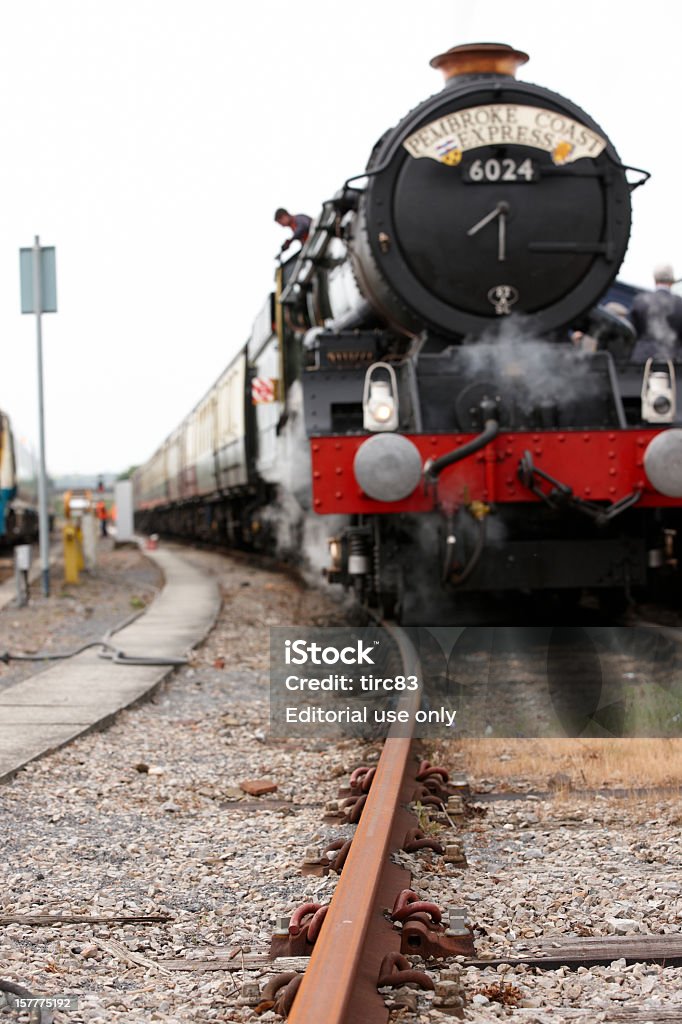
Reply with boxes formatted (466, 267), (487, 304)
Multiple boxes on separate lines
(464, 157), (536, 183)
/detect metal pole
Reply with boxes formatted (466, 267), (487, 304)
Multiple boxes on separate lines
(33, 235), (50, 597)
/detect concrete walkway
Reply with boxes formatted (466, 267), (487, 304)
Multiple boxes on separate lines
(0, 546), (221, 782)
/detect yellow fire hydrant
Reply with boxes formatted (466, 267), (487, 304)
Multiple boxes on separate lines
(63, 522), (84, 584)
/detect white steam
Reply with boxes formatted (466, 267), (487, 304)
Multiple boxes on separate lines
(640, 291), (680, 357)
(458, 318), (601, 413)
(261, 380), (346, 581)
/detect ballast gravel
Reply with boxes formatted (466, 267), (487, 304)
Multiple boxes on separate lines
(389, 744), (682, 1022)
(0, 546), (361, 1022)
(0, 540), (161, 694)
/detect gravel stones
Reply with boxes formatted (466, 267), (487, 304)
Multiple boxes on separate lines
(4, 545), (682, 1020)
(0, 546), (355, 1022)
(406, 741), (682, 1021)
(239, 780), (279, 797)
(0, 541), (161, 694)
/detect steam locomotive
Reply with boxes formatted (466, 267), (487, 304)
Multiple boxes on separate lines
(134, 43), (682, 620)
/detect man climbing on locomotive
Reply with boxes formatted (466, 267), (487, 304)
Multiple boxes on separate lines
(274, 208), (312, 253)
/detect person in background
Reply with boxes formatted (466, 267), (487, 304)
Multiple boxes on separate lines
(630, 263), (682, 361)
(274, 208), (312, 254)
(96, 499), (108, 537)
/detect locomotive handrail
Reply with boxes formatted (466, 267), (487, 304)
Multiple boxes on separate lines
(618, 163), (651, 191)
(342, 145), (651, 194)
(343, 164), (390, 191)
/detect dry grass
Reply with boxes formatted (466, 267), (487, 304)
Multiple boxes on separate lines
(433, 738), (682, 790)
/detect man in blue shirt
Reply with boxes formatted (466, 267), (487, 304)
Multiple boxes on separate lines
(274, 208), (312, 253)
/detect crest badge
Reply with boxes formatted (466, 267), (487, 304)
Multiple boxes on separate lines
(487, 285), (519, 315)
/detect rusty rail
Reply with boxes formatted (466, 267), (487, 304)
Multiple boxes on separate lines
(288, 625), (421, 1024)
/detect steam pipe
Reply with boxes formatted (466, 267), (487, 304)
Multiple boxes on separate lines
(425, 416), (500, 482)
(441, 515), (457, 583)
(441, 510), (487, 586)
(450, 515), (486, 586)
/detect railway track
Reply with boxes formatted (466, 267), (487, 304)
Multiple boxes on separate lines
(287, 625), (429, 1024)
(2, 543), (682, 1021)
(235, 621), (474, 1023)
(255, 619), (682, 1023)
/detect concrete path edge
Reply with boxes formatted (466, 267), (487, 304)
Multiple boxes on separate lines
(0, 544), (221, 783)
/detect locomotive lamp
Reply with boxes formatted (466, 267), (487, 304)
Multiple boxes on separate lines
(641, 359), (676, 424)
(367, 382), (394, 424)
(328, 537), (342, 572)
(363, 362), (399, 431)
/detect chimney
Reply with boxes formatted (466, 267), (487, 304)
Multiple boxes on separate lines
(430, 42), (529, 82)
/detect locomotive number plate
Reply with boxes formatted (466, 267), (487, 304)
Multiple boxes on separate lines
(463, 157), (537, 183)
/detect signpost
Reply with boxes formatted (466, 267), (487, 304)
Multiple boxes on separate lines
(19, 236), (57, 598)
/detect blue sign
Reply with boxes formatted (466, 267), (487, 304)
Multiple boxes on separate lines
(20, 246), (57, 314)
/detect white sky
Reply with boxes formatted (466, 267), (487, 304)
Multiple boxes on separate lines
(2, 0), (680, 474)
